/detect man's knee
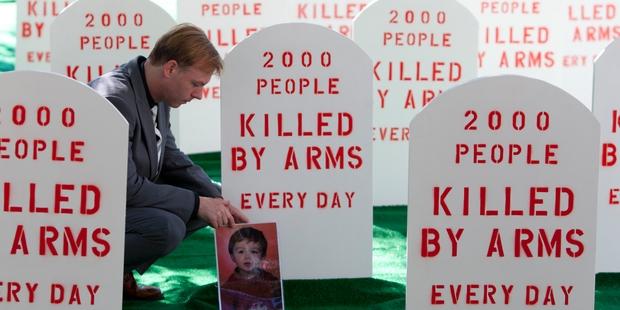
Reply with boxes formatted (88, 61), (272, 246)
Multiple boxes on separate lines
(160, 215), (186, 255)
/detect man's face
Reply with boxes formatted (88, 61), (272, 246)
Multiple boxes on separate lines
(165, 64), (212, 108)
(231, 240), (263, 273)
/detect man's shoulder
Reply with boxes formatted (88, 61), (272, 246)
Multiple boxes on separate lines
(91, 71), (131, 98)
(89, 57), (142, 101)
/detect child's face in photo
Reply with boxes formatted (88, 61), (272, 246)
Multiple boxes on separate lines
(232, 240), (263, 273)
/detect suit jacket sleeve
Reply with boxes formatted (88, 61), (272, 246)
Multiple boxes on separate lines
(158, 106), (222, 198)
(108, 95), (197, 223)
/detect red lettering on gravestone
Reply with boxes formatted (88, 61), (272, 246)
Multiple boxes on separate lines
(27, 0), (70, 17)
(296, 3), (366, 19)
(487, 228), (504, 256)
(2, 183), (100, 215)
(206, 28), (258, 47)
(317, 192), (355, 208)
(572, 26), (620, 42)
(562, 55), (589, 67)
(38, 226), (110, 257)
(404, 88), (442, 109)
(79, 35), (150, 50)
(529, 187), (573, 217)
(327, 24), (351, 37)
(10, 225), (29, 255)
(568, 4), (616, 21)
(422, 228), (440, 257)
(256, 77), (340, 95)
(50, 283), (100, 305)
(0, 138), (84, 162)
(202, 86), (220, 99)
(433, 186), (573, 217)
(431, 284), (445, 304)
(0, 281), (39, 303)
(230, 146), (265, 171)
(92, 227), (111, 257)
(609, 188), (620, 205)
(485, 26), (549, 44)
(455, 143), (558, 165)
(382, 32), (452, 47)
(611, 110), (620, 133)
(26, 51), (50, 63)
(431, 283), (514, 305)
(21, 22), (45, 38)
(302, 145), (363, 170)
(514, 228), (584, 258)
(372, 127), (410, 142)
(480, 1), (540, 14)
(201, 3), (262, 16)
(525, 285), (573, 306)
(239, 192), (307, 209)
(66, 65), (105, 83)
(420, 228), (464, 257)
(499, 51), (555, 68)
(240, 112), (352, 137)
(373, 61), (461, 82)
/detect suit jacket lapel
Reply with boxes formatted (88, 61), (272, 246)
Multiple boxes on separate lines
(127, 57), (159, 178)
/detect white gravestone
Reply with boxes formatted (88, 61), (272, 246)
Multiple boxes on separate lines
(558, 1), (620, 109)
(593, 38), (620, 272)
(15, 0), (75, 71)
(222, 23), (373, 279)
(0, 71), (127, 309)
(50, 0), (175, 84)
(176, 0), (286, 153)
(407, 75), (599, 309)
(354, 0), (477, 206)
(456, 0), (620, 109)
(456, 1), (566, 96)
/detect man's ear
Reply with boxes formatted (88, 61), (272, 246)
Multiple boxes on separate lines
(162, 60), (179, 78)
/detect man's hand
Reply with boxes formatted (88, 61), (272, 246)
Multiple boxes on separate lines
(197, 197), (249, 228)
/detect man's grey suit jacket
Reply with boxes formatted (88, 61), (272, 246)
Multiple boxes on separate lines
(89, 56), (221, 223)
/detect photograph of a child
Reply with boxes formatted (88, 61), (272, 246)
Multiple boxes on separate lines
(216, 223), (284, 310)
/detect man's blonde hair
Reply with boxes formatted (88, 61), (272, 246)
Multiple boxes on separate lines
(149, 23), (223, 74)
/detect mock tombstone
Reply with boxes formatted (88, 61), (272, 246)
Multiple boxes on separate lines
(221, 23), (373, 279)
(407, 75), (598, 309)
(285, 0), (369, 38)
(354, 0), (477, 206)
(455, 2), (569, 96)
(0, 71), (127, 309)
(176, 0), (286, 153)
(15, 0), (76, 71)
(556, 2), (620, 109)
(455, 0), (620, 109)
(593, 38), (620, 272)
(50, 0), (175, 84)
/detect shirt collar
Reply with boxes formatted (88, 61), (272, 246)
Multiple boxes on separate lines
(138, 57), (158, 109)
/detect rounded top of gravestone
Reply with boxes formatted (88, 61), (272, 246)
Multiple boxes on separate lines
(594, 37), (620, 66)
(355, 0), (476, 25)
(413, 74), (596, 129)
(50, 0), (176, 83)
(52, 0), (174, 23)
(0, 70), (127, 126)
(224, 22), (370, 62)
